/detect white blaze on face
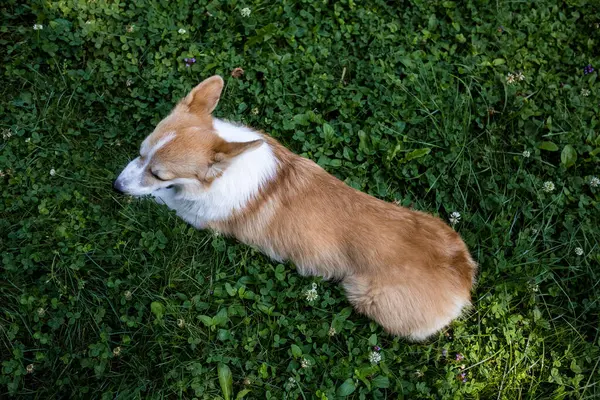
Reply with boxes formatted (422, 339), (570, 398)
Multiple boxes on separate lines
(114, 132), (175, 196)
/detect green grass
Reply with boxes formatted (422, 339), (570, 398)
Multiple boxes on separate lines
(1, 0), (599, 398)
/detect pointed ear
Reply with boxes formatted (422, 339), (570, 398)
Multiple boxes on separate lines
(213, 139), (263, 162)
(184, 75), (224, 115)
(200, 140), (264, 183)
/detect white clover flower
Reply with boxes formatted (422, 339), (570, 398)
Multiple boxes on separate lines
(240, 7), (251, 17)
(126, 25), (135, 33)
(33, 24), (43, 30)
(124, 290), (132, 300)
(112, 346), (122, 356)
(177, 318), (185, 328)
(284, 377), (296, 390)
(506, 73), (516, 85)
(251, 107), (259, 115)
(590, 176), (600, 188)
(529, 282), (539, 292)
(506, 71), (524, 85)
(25, 137), (31, 143)
(542, 181), (555, 193)
(575, 247), (584, 256)
(449, 211), (461, 226)
(37, 307), (46, 317)
(1, 128), (13, 139)
(581, 89), (590, 97)
(369, 351), (382, 364)
(304, 283), (318, 302)
(522, 150), (531, 158)
(301, 358), (311, 368)
(178, 28), (187, 34)
(126, 78), (133, 87)
(26, 364), (35, 374)
(85, 20), (93, 25)
(328, 326), (336, 336)
(49, 168), (56, 176)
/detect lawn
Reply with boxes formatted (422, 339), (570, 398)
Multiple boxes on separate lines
(1, 0), (599, 398)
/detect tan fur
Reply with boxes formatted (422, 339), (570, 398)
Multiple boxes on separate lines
(141, 76), (477, 341)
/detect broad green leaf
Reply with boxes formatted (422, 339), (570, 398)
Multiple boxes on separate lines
(213, 308), (229, 327)
(150, 302), (164, 319)
(291, 344), (302, 358)
(372, 376), (390, 388)
(538, 141), (559, 151)
(198, 315), (213, 327)
(235, 389), (251, 400)
(492, 58), (506, 65)
(560, 145), (577, 168)
(405, 148), (431, 161)
(217, 329), (233, 341)
(322, 123), (335, 141)
(336, 379), (356, 397)
(225, 283), (237, 297)
(368, 334), (378, 346)
(218, 363), (233, 400)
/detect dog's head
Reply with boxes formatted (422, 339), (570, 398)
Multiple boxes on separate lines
(113, 76), (263, 198)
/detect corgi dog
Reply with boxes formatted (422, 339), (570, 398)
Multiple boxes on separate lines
(114, 75), (477, 341)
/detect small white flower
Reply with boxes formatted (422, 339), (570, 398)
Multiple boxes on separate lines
(301, 358), (311, 368)
(542, 181), (555, 193)
(506, 73), (516, 85)
(251, 107), (259, 115)
(240, 7), (251, 17)
(575, 247), (584, 256)
(49, 168), (56, 176)
(369, 351), (382, 364)
(112, 346), (122, 356)
(304, 283), (318, 302)
(26, 364), (35, 374)
(177, 318), (185, 328)
(590, 176), (600, 188)
(37, 307), (46, 317)
(126, 25), (135, 33)
(581, 88), (590, 97)
(449, 211), (461, 226)
(328, 326), (336, 336)
(529, 282), (539, 292)
(284, 377), (296, 390)
(1, 128), (13, 139)
(0, 170), (4, 178)
(85, 20), (93, 25)
(126, 78), (133, 87)
(178, 28), (187, 34)
(25, 137), (31, 143)
(506, 71), (525, 85)
(522, 150), (531, 158)
(33, 24), (43, 30)
(124, 290), (132, 300)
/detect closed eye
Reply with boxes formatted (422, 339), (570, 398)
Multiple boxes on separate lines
(150, 170), (165, 181)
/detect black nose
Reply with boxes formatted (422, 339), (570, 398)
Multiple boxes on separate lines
(113, 180), (124, 194)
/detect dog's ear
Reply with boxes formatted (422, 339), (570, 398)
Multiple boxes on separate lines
(184, 75), (224, 115)
(200, 139), (263, 182)
(214, 139), (263, 161)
